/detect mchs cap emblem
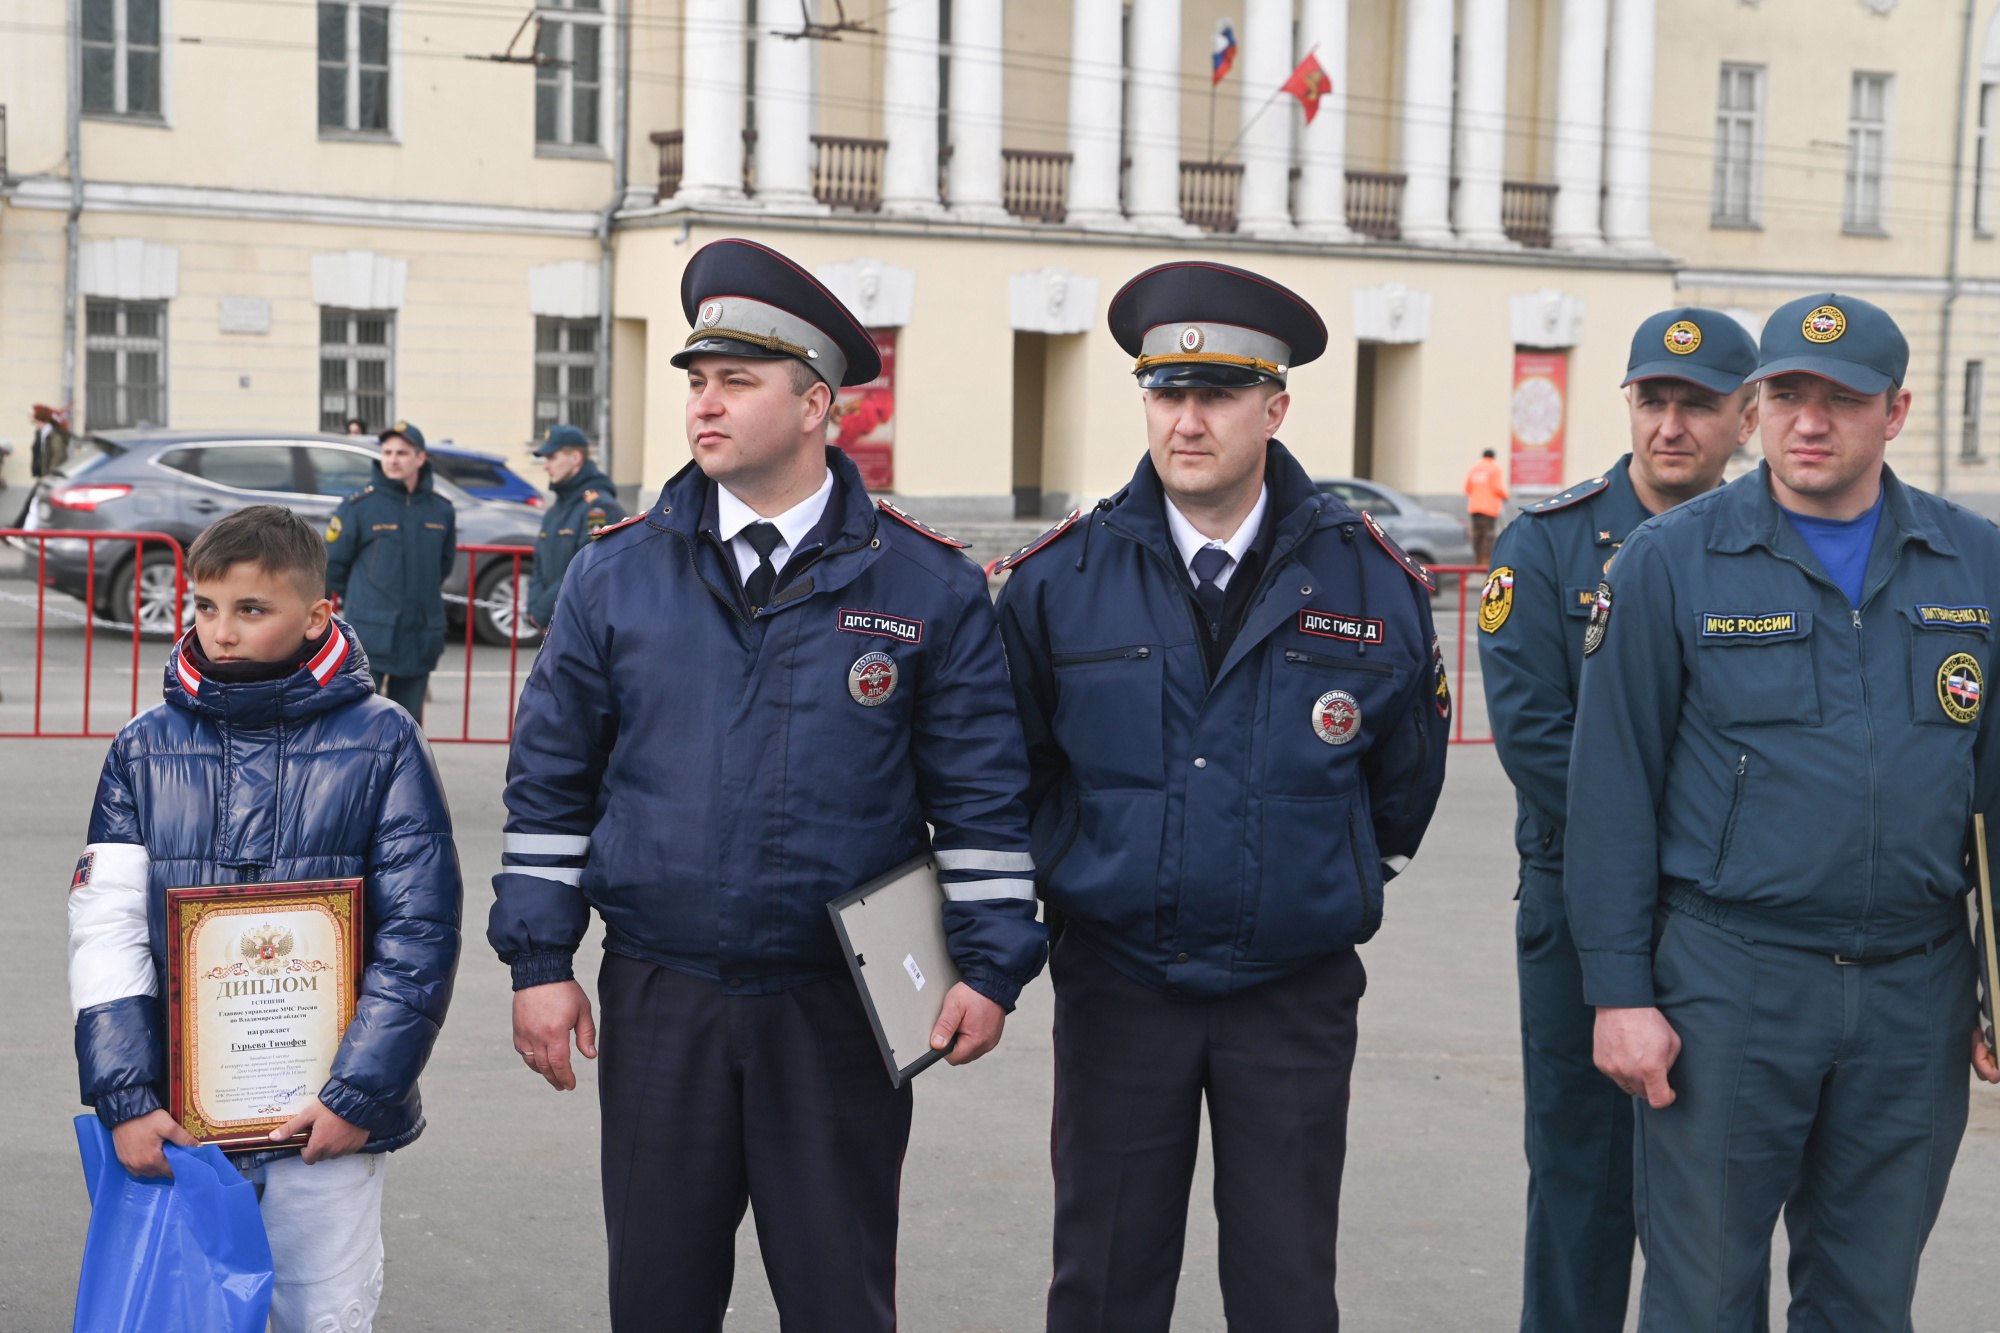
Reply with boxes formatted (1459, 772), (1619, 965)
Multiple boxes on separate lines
(1664, 320), (1702, 355)
(1802, 305), (1847, 344)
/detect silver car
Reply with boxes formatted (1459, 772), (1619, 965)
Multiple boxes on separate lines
(1314, 477), (1475, 568)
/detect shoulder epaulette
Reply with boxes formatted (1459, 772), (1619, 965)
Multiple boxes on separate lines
(590, 513), (647, 540)
(1362, 511), (1438, 592)
(991, 510), (1081, 574)
(1525, 475), (1610, 515)
(876, 499), (969, 549)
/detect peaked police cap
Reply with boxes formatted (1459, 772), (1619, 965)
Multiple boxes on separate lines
(670, 238), (881, 389)
(1108, 262), (1328, 388)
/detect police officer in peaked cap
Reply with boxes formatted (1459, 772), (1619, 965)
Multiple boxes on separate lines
(1567, 291), (2000, 1330)
(491, 238), (1047, 1332)
(994, 261), (1450, 1332)
(1478, 307), (1761, 1333)
(524, 423), (625, 631)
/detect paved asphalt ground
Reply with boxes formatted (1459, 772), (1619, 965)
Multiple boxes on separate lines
(7, 621), (2000, 1328)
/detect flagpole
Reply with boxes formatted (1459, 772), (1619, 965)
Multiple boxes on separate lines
(1215, 42), (1317, 165)
(1208, 82), (1218, 162)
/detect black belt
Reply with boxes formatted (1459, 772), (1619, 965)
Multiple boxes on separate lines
(1831, 924), (1964, 967)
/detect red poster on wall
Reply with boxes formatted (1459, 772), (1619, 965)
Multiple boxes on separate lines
(829, 329), (897, 490)
(1509, 351), (1567, 489)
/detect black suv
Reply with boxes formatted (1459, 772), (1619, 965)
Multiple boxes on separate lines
(13, 430), (544, 644)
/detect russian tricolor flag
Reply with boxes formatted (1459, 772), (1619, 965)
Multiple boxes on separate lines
(1212, 19), (1237, 86)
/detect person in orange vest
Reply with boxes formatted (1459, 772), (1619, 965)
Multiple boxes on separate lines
(1465, 448), (1509, 568)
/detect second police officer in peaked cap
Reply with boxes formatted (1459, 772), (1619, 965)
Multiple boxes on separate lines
(524, 423), (625, 631)
(994, 261), (1449, 1332)
(1567, 292), (2000, 1330)
(1477, 307), (1761, 1333)
(491, 238), (1046, 1333)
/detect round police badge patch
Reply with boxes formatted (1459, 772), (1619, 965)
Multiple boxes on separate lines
(1583, 581), (1612, 656)
(1478, 566), (1515, 634)
(1802, 305), (1847, 344)
(1311, 690), (1362, 746)
(1664, 320), (1702, 355)
(1939, 652), (1983, 724)
(849, 651), (899, 706)
(1180, 326), (1205, 353)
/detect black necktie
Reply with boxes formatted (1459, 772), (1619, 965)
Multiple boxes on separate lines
(742, 521), (784, 611)
(1190, 546), (1232, 631)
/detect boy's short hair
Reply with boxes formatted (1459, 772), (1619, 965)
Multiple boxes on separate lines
(187, 505), (329, 602)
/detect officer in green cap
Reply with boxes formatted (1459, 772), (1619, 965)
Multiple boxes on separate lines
(525, 424), (624, 631)
(1566, 292), (2000, 1329)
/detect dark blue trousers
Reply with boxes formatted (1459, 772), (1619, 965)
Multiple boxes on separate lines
(1516, 861), (1636, 1332)
(1046, 929), (1365, 1333)
(1637, 910), (1973, 1333)
(596, 953), (913, 1333)
(371, 670), (428, 725)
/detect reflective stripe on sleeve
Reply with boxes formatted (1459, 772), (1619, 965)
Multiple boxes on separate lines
(505, 833), (592, 856)
(505, 864), (585, 886)
(933, 849), (1035, 873)
(941, 877), (1035, 902)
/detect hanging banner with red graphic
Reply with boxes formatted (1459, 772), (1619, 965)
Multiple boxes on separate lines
(830, 329), (897, 490)
(1509, 351), (1567, 489)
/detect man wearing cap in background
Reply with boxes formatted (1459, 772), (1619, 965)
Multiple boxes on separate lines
(491, 238), (1045, 1333)
(1567, 291), (2000, 1330)
(1479, 307), (1760, 1333)
(525, 423), (624, 631)
(994, 261), (1449, 1332)
(324, 420), (456, 723)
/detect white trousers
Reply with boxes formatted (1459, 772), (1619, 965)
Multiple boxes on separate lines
(253, 1152), (388, 1333)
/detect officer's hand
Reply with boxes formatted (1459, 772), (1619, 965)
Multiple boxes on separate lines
(513, 980), (598, 1091)
(110, 1108), (197, 1178)
(1593, 1006), (1682, 1108)
(931, 982), (1006, 1066)
(1974, 1031), (2000, 1085)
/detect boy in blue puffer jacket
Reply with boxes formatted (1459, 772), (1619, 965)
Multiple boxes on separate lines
(68, 504), (462, 1333)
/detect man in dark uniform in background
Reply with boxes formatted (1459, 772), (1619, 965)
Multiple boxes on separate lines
(525, 423), (624, 631)
(324, 421), (456, 723)
(492, 239), (1046, 1333)
(1478, 308), (1760, 1332)
(995, 261), (1450, 1333)
(1569, 292), (2000, 1330)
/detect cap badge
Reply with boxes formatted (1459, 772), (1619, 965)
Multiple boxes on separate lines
(1803, 305), (1847, 344)
(1311, 690), (1362, 746)
(1939, 652), (1983, 724)
(1179, 326), (1205, 353)
(1664, 320), (1702, 355)
(700, 300), (724, 328)
(849, 651), (899, 707)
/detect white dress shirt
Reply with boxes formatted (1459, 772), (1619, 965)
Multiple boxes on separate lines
(1163, 484), (1269, 590)
(715, 468), (835, 585)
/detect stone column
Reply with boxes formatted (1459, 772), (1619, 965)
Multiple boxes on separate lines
(880, 0), (944, 215)
(676, 0), (746, 202)
(1125, 0), (1186, 230)
(1602, 0), (1656, 251)
(754, 2), (816, 208)
(1294, 0), (1354, 238)
(1397, 0), (1455, 244)
(949, 0), (1009, 220)
(1235, 0), (1295, 234)
(1066, 0), (1126, 225)
(1453, 0), (1510, 245)
(1550, 0), (1608, 250)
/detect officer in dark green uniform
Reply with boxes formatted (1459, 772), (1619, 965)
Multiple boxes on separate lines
(1477, 309), (1759, 1332)
(525, 424), (624, 631)
(324, 421), (457, 723)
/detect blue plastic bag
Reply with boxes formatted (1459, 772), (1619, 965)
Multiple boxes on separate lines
(73, 1114), (274, 1333)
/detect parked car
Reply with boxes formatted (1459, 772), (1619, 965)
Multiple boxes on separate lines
(15, 430), (544, 646)
(426, 443), (544, 508)
(1313, 477), (1475, 568)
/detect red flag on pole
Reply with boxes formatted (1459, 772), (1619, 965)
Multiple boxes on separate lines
(1281, 52), (1333, 123)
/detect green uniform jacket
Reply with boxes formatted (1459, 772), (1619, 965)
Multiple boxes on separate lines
(527, 461), (624, 629)
(324, 461), (457, 677)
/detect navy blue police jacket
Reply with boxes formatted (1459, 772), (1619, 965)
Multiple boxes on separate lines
(527, 460), (625, 630)
(72, 621), (463, 1149)
(1566, 464), (2000, 1009)
(994, 441), (1450, 1000)
(324, 461), (457, 678)
(1479, 456), (1653, 872)
(489, 447), (1047, 1009)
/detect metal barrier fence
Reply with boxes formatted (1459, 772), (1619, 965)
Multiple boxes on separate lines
(1428, 565), (1493, 745)
(437, 544), (533, 745)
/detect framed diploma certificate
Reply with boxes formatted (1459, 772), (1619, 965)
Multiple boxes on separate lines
(165, 879), (363, 1151)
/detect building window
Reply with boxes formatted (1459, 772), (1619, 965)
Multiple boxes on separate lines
(534, 318), (599, 440)
(319, 310), (395, 432)
(1977, 84), (1998, 238)
(319, 2), (391, 135)
(1964, 361), (1986, 462)
(85, 299), (167, 428)
(81, 0), (162, 118)
(535, 1), (604, 149)
(1844, 72), (1892, 235)
(1712, 63), (1763, 227)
